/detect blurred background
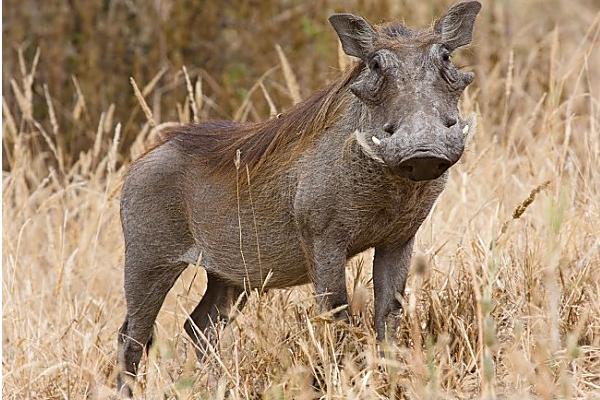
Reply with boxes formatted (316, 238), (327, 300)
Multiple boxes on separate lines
(3, 0), (598, 170)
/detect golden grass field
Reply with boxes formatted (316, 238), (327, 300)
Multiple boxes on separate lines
(3, 0), (600, 398)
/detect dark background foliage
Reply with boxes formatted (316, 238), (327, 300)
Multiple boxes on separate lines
(3, 0), (597, 168)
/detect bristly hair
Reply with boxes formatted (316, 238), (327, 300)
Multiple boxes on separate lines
(376, 22), (439, 48)
(160, 64), (362, 180)
(156, 23), (435, 181)
(380, 22), (417, 39)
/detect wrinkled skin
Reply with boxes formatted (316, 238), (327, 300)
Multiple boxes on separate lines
(359, 45), (473, 179)
(116, 1), (481, 396)
(331, 2), (479, 180)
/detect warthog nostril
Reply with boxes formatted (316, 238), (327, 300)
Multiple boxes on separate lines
(400, 164), (413, 173)
(437, 161), (451, 171)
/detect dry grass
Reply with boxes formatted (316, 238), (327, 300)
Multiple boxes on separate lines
(3, 1), (600, 399)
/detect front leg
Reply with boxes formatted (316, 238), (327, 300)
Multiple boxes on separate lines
(373, 237), (415, 341)
(312, 236), (349, 320)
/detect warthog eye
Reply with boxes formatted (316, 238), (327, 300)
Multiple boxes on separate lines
(440, 46), (452, 63)
(368, 56), (382, 73)
(350, 52), (389, 103)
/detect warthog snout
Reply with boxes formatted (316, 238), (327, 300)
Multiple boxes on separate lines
(359, 120), (470, 181)
(354, 121), (472, 180)
(396, 152), (453, 181)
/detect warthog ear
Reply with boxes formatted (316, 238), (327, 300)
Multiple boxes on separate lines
(434, 1), (482, 51)
(329, 13), (376, 60)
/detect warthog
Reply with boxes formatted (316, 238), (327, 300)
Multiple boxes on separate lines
(117, 1), (481, 395)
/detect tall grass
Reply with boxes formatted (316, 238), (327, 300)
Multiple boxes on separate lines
(3, 0), (600, 398)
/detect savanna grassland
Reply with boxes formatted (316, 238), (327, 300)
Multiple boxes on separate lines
(2, 0), (600, 398)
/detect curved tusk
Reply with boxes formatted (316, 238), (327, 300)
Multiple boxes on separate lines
(462, 125), (469, 135)
(354, 130), (385, 164)
(371, 136), (381, 145)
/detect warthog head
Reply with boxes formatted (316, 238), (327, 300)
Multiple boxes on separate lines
(330, 1), (481, 181)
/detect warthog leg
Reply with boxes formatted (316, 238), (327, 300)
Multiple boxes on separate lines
(373, 237), (415, 342)
(117, 262), (186, 397)
(184, 274), (246, 361)
(312, 236), (350, 321)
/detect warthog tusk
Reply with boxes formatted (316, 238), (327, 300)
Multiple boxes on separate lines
(462, 125), (469, 135)
(371, 136), (381, 145)
(354, 130), (385, 164)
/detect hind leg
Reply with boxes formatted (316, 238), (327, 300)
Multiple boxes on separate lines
(117, 262), (186, 397)
(184, 274), (245, 361)
(117, 319), (154, 357)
